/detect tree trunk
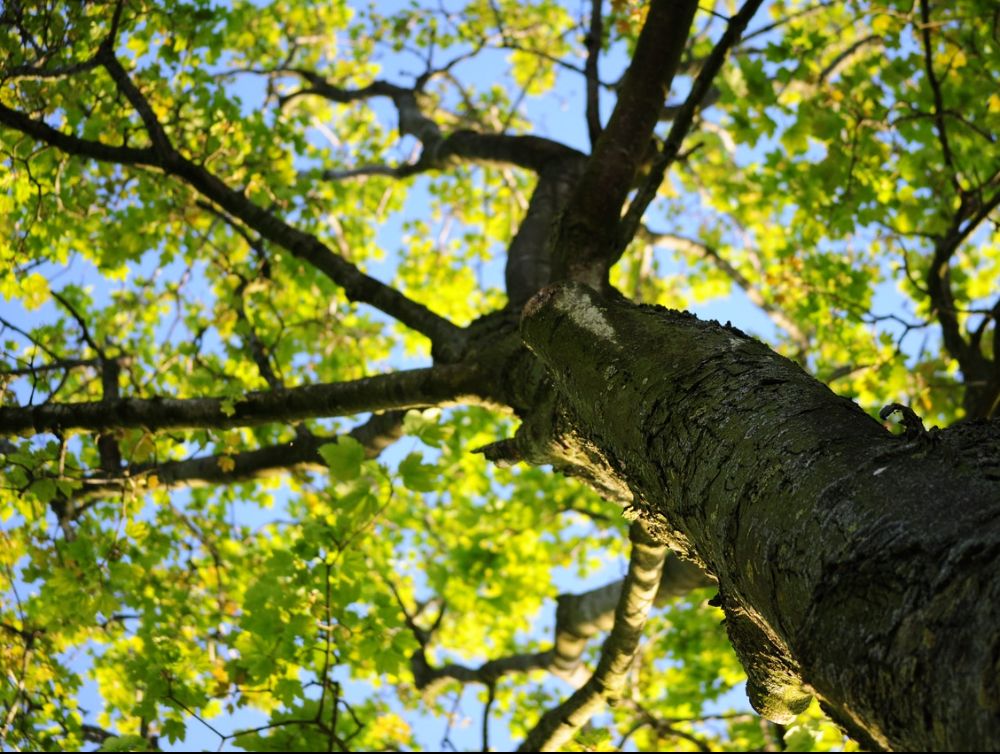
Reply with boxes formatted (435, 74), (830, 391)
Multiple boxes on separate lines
(514, 283), (1000, 752)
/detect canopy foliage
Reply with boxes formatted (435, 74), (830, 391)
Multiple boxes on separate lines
(1, 0), (998, 751)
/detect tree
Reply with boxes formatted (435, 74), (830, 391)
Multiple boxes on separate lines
(1, 0), (998, 750)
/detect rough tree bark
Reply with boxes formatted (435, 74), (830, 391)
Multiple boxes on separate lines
(508, 282), (1000, 752)
(3, 1), (998, 750)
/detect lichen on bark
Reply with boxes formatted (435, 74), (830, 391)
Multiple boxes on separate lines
(516, 282), (1000, 751)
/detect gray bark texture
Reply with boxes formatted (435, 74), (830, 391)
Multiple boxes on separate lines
(514, 282), (1000, 752)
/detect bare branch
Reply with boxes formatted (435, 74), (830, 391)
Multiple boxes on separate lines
(517, 523), (668, 751)
(287, 71), (582, 176)
(552, 0), (701, 289)
(616, 0), (766, 261)
(412, 648), (555, 695)
(410, 551), (710, 696)
(584, 0), (604, 147)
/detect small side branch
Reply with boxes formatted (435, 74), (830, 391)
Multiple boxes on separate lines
(918, 0), (959, 191)
(0, 364), (484, 436)
(615, 0), (766, 260)
(517, 523), (668, 752)
(58, 412), (406, 511)
(584, 0), (604, 147)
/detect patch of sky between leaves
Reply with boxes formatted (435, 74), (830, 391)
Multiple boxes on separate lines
(0, 2), (799, 750)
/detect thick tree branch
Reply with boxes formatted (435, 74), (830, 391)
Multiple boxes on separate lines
(505, 159), (587, 307)
(410, 552), (711, 695)
(616, 0), (765, 261)
(319, 130), (585, 181)
(639, 228), (810, 353)
(411, 130), (584, 175)
(519, 283), (1000, 748)
(288, 71), (582, 176)
(552, 0), (700, 289)
(0, 364), (484, 436)
(926, 177), (1000, 416)
(517, 523), (668, 752)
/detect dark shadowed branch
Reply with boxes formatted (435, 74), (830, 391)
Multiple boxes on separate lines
(584, 0), (604, 147)
(47, 412), (406, 518)
(552, 0), (700, 289)
(615, 0), (766, 261)
(0, 363), (485, 436)
(917, 0), (959, 192)
(925, 170), (1000, 416)
(282, 70), (584, 177)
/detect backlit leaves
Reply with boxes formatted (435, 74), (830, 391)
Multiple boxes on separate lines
(1, 0), (996, 750)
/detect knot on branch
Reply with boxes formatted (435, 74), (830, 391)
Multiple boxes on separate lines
(472, 438), (523, 467)
(879, 402), (928, 440)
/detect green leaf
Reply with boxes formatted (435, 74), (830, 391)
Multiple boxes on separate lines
(398, 452), (437, 492)
(318, 437), (366, 481)
(98, 735), (153, 752)
(30, 478), (57, 503)
(161, 718), (186, 745)
(402, 407), (446, 447)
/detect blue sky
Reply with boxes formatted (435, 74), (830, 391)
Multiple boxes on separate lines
(0, 1), (849, 750)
